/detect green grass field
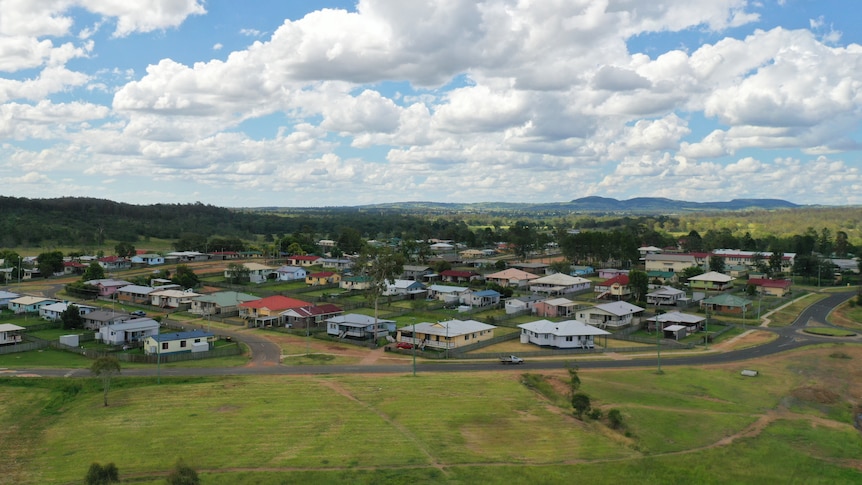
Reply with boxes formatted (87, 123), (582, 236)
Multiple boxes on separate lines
(2, 344), (861, 484)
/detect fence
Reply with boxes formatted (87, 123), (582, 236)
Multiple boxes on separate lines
(49, 341), (243, 363)
(0, 340), (45, 354)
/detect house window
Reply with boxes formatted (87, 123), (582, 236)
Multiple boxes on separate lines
(566, 336), (573, 341)
(180, 341), (187, 348)
(161, 342), (168, 350)
(194, 339), (201, 343)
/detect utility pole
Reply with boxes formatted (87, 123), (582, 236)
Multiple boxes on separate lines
(655, 309), (663, 374)
(411, 318), (417, 377)
(704, 307), (709, 350)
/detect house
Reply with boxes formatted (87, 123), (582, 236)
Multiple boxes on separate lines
(504, 294), (546, 315)
(275, 265), (308, 281)
(209, 251), (240, 260)
(8, 296), (59, 314)
(576, 301), (644, 329)
(117, 285), (157, 304)
(464, 289), (501, 308)
(644, 253), (700, 273)
(518, 319), (609, 349)
(63, 261), (86, 275)
(700, 293), (753, 315)
(597, 268), (629, 279)
(144, 330), (213, 355)
(0, 323), (24, 345)
(397, 319), (496, 350)
(646, 286), (686, 306)
(165, 251), (209, 262)
(402, 265), (434, 281)
(646, 271), (678, 285)
(319, 258), (353, 271)
(383, 279), (427, 297)
(225, 262), (276, 284)
(439, 269), (483, 284)
(98, 256), (131, 271)
(39, 302), (97, 321)
(711, 249), (796, 273)
(529, 273), (591, 295)
(150, 289), (200, 309)
(688, 271), (734, 291)
(305, 271), (341, 286)
(594, 275), (631, 300)
(485, 268), (540, 288)
(239, 295), (312, 327)
(97, 318), (160, 345)
(571, 265), (595, 276)
(426, 285), (469, 305)
(745, 278), (791, 297)
(326, 314), (395, 340)
(85, 279), (133, 298)
(638, 246), (663, 259)
(130, 253), (165, 265)
(534, 297), (579, 318)
(0, 290), (20, 308)
(340, 275), (372, 291)
(727, 265), (749, 278)
(83, 310), (132, 330)
(282, 303), (343, 329)
(459, 249), (486, 259)
(286, 255), (321, 267)
(429, 242), (455, 252)
(190, 291), (260, 317)
(646, 311), (705, 334)
(509, 262), (551, 275)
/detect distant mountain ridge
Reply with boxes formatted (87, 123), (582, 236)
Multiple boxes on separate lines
(360, 197), (800, 213)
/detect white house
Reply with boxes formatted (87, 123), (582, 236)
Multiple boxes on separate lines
(0, 323), (24, 345)
(225, 262), (275, 284)
(383, 279), (427, 296)
(397, 319), (496, 350)
(504, 294), (546, 315)
(326, 314), (395, 340)
(529, 273), (591, 295)
(8, 296), (58, 314)
(39, 302), (97, 321)
(518, 319), (610, 349)
(97, 318), (160, 345)
(646, 286), (687, 306)
(464, 289), (501, 308)
(0, 290), (20, 308)
(576, 301), (644, 329)
(150, 289), (200, 309)
(275, 265), (307, 281)
(426, 285), (469, 305)
(144, 329), (213, 355)
(131, 254), (165, 265)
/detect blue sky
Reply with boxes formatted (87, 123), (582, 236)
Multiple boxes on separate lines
(1, 0), (860, 207)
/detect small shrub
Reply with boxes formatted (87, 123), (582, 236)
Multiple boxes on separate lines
(587, 408), (603, 420)
(608, 408), (624, 429)
(572, 392), (591, 419)
(166, 458), (199, 485)
(85, 462), (119, 484)
(830, 351), (852, 360)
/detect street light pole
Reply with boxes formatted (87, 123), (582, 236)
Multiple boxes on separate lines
(704, 307), (709, 351)
(655, 309), (663, 374)
(411, 318), (416, 377)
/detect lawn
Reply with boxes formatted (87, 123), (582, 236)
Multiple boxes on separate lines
(2, 345), (862, 484)
(765, 293), (830, 327)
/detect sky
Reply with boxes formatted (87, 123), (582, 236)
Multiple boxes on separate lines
(1, 0), (861, 207)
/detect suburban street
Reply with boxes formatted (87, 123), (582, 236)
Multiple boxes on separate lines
(6, 291), (856, 379)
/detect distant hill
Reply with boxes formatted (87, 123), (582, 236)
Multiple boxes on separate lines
(360, 197), (800, 214)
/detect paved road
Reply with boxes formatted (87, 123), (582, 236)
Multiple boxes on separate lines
(5, 291), (857, 379)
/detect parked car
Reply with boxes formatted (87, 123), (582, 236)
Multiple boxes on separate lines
(130, 310), (146, 317)
(396, 342), (414, 350)
(499, 355), (524, 365)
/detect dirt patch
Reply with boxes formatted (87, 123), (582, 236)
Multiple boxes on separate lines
(791, 386), (841, 405)
(712, 330), (777, 351)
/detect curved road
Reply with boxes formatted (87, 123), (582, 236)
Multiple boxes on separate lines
(6, 291), (857, 378)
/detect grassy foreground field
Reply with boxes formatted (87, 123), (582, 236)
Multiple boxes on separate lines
(3, 344), (862, 484)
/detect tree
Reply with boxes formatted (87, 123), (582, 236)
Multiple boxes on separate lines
(166, 458), (200, 485)
(607, 409), (624, 429)
(82, 261), (105, 282)
(37, 250), (64, 277)
(549, 260), (571, 275)
(91, 356), (121, 407)
(336, 227), (364, 255)
(768, 251), (785, 277)
(173, 264), (200, 289)
(60, 304), (84, 330)
(834, 231), (849, 257)
(679, 266), (704, 283)
(355, 245), (405, 327)
(225, 262), (250, 284)
(708, 255), (725, 274)
(85, 462), (119, 484)
(751, 252), (768, 275)
(628, 270), (649, 303)
(114, 241), (136, 258)
(682, 230), (703, 252)
(567, 365), (581, 399)
(571, 392), (591, 419)
(506, 221), (537, 260)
